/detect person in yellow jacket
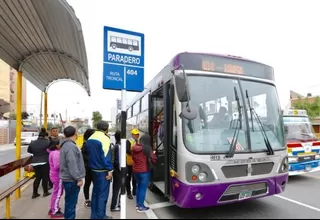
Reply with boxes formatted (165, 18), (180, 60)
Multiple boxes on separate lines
(126, 128), (139, 199)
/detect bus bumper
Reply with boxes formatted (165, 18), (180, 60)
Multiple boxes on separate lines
(170, 174), (288, 209)
(289, 160), (320, 176)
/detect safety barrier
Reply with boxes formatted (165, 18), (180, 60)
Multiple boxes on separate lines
(0, 156), (33, 219)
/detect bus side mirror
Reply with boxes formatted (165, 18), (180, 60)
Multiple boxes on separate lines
(174, 74), (189, 102)
(172, 65), (198, 121)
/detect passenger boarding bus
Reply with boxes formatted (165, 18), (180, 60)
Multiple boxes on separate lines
(283, 109), (320, 175)
(119, 52), (288, 208)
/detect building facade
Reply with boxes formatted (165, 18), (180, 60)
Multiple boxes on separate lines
(0, 59), (27, 116)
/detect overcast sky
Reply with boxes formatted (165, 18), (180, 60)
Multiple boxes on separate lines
(26, 0), (320, 122)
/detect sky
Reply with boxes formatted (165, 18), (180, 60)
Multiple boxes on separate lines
(26, 0), (320, 123)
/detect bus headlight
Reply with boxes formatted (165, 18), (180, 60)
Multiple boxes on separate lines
(198, 172), (207, 182)
(279, 156), (289, 173)
(191, 165), (200, 174)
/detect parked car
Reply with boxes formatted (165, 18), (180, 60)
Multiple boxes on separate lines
(14, 131), (39, 145)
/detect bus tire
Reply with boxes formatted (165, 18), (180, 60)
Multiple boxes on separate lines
(128, 46), (133, 51)
(111, 44), (117, 49)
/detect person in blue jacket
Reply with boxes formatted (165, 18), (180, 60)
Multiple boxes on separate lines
(86, 121), (114, 219)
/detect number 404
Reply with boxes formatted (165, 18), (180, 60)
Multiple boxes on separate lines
(127, 69), (138, 75)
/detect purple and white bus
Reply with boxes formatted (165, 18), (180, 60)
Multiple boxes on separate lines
(123, 52), (289, 208)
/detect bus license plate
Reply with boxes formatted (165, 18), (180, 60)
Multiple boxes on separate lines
(239, 191), (252, 200)
(305, 165), (312, 171)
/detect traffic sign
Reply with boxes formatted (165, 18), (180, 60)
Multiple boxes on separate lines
(103, 26), (145, 92)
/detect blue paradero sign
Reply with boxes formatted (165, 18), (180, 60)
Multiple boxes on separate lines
(103, 26), (145, 92)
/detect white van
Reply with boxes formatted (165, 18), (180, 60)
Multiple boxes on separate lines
(14, 131), (39, 145)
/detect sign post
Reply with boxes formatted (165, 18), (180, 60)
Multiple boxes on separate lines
(103, 26), (144, 219)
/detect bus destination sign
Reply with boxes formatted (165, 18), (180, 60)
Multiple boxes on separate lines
(174, 53), (274, 81)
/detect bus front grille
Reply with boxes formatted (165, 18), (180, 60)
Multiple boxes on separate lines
(218, 182), (268, 203)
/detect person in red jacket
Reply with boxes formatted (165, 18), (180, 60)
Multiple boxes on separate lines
(132, 134), (157, 213)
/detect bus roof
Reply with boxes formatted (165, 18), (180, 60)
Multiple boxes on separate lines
(283, 109), (308, 117)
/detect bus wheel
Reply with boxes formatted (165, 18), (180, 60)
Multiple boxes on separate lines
(111, 44), (117, 49)
(128, 46), (133, 51)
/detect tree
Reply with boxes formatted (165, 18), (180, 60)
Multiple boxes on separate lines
(293, 97), (320, 119)
(21, 111), (29, 120)
(9, 112), (30, 120)
(9, 112), (16, 120)
(92, 111), (103, 128)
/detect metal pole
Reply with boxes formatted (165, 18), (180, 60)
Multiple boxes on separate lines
(120, 89), (127, 219)
(43, 92), (48, 129)
(15, 71), (22, 199)
(39, 92), (43, 128)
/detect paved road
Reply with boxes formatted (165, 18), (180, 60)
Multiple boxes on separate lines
(0, 144), (30, 193)
(145, 173), (320, 219)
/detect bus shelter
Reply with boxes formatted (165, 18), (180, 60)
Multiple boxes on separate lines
(0, 0), (90, 199)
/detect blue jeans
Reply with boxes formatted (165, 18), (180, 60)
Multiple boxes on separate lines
(91, 171), (111, 219)
(134, 172), (150, 208)
(63, 182), (80, 219)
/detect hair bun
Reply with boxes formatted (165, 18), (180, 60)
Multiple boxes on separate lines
(40, 128), (46, 132)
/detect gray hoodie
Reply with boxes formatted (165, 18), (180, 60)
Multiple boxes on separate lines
(59, 139), (86, 182)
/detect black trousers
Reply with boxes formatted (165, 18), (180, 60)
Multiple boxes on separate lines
(125, 165), (136, 195)
(33, 163), (49, 195)
(110, 168), (121, 209)
(83, 167), (93, 200)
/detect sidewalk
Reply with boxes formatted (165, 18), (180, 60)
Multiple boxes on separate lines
(0, 180), (149, 219)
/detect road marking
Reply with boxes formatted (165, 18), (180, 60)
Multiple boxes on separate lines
(275, 195), (320, 212)
(149, 201), (173, 210)
(144, 201), (159, 219)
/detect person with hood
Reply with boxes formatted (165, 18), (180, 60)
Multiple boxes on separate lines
(59, 126), (86, 219)
(81, 128), (95, 208)
(86, 121), (113, 219)
(48, 138), (64, 218)
(132, 134), (157, 212)
(27, 128), (51, 199)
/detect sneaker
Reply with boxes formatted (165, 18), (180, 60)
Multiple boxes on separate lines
(136, 205), (138, 210)
(103, 216), (113, 219)
(85, 200), (91, 208)
(32, 193), (40, 199)
(110, 207), (120, 212)
(50, 211), (64, 218)
(127, 194), (133, 200)
(49, 208), (61, 215)
(43, 192), (52, 197)
(137, 206), (150, 213)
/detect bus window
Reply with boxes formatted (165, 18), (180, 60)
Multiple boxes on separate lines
(116, 37), (122, 43)
(111, 36), (116, 42)
(133, 40), (138, 46)
(122, 38), (128, 44)
(128, 39), (133, 45)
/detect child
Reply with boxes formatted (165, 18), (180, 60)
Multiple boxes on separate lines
(48, 138), (64, 218)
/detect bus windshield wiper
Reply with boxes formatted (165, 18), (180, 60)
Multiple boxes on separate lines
(226, 87), (242, 158)
(245, 90), (274, 155)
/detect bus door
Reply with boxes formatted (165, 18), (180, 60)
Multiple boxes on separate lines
(148, 82), (172, 196)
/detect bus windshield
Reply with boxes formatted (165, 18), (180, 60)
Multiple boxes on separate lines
(182, 75), (285, 154)
(284, 117), (317, 142)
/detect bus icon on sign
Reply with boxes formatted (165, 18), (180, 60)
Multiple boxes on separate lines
(110, 36), (140, 52)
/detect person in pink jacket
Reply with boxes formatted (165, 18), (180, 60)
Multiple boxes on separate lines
(48, 138), (64, 218)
